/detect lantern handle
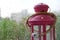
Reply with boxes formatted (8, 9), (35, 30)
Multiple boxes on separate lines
(48, 8), (51, 12)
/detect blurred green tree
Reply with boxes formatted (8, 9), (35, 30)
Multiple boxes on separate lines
(0, 18), (18, 40)
(56, 16), (60, 40)
(0, 17), (30, 40)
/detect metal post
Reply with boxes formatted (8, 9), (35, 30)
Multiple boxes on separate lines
(53, 26), (55, 40)
(50, 26), (53, 40)
(43, 25), (46, 40)
(38, 25), (41, 40)
(31, 26), (34, 40)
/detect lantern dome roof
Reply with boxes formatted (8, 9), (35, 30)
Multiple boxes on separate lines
(29, 15), (54, 22)
(28, 14), (55, 25)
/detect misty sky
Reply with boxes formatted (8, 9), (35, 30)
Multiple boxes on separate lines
(0, 0), (60, 17)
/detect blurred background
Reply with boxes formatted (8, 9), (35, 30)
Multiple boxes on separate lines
(0, 0), (60, 40)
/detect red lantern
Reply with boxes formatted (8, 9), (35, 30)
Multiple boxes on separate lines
(26, 3), (56, 40)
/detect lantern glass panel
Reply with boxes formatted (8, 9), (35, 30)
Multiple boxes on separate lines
(34, 25), (39, 40)
(46, 25), (50, 40)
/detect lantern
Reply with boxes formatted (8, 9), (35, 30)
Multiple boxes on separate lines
(26, 3), (56, 40)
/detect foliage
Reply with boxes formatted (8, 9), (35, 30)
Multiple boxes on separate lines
(56, 16), (60, 40)
(18, 17), (30, 40)
(0, 18), (18, 40)
(0, 18), (30, 40)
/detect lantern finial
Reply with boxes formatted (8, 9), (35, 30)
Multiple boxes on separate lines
(34, 3), (49, 12)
